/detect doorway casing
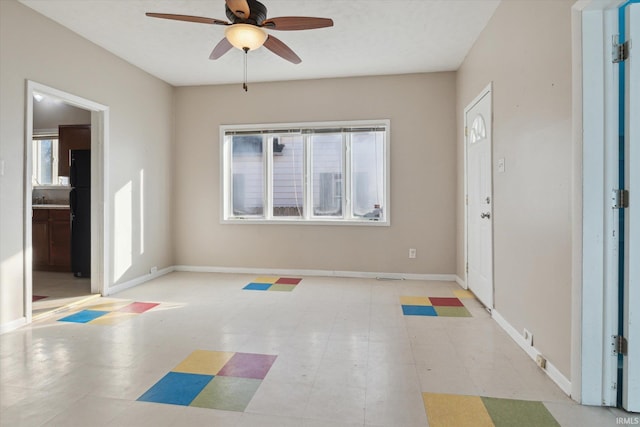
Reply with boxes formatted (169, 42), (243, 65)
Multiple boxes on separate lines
(571, 0), (638, 409)
(24, 80), (109, 323)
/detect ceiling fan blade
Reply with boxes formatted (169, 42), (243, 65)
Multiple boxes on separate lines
(225, 0), (251, 19)
(262, 17), (334, 31)
(263, 35), (301, 64)
(146, 13), (228, 26)
(210, 38), (233, 60)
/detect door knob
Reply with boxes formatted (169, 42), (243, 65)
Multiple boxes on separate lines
(481, 212), (491, 219)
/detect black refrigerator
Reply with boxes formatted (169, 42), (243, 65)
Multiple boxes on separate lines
(69, 149), (90, 277)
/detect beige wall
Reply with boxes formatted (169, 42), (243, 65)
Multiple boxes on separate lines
(173, 73), (457, 275)
(0, 0), (174, 326)
(456, 0), (575, 377)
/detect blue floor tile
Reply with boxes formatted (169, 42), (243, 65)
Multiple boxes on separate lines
(58, 310), (110, 323)
(138, 372), (214, 406)
(243, 283), (272, 291)
(402, 305), (437, 316)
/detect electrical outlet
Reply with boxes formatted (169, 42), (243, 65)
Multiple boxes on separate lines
(409, 248), (417, 259)
(523, 329), (533, 346)
(536, 354), (547, 369)
(150, 266), (158, 274)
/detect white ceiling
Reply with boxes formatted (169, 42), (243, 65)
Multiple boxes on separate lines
(19, 0), (501, 87)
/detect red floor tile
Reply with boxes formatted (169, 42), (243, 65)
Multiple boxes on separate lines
(275, 277), (301, 285)
(117, 301), (160, 313)
(428, 297), (464, 307)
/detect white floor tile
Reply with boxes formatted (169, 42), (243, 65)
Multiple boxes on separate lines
(0, 272), (631, 427)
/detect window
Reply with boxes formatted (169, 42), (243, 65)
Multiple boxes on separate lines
(221, 120), (390, 225)
(32, 137), (60, 186)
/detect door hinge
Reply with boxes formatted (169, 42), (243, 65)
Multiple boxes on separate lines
(613, 39), (630, 63)
(466, 262), (469, 274)
(612, 189), (629, 209)
(614, 335), (628, 356)
(465, 127), (468, 137)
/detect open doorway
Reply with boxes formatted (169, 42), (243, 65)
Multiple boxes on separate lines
(32, 112), (93, 317)
(25, 81), (108, 323)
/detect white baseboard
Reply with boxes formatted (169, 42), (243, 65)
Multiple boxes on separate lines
(106, 266), (174, 296)
(173, 265), (456, 282)
(2, 266), (455, 333)
(492, 309), (572, 396)
(455, 275), (467, 289)
(0, 316), (27, 335)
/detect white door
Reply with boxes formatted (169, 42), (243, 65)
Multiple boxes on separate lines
(465, 85), (493, 309)
(623, 2), (639, 412)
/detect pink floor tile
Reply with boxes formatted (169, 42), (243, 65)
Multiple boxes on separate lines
(117, 301), (160, 314)
(217, 352), (277, 380)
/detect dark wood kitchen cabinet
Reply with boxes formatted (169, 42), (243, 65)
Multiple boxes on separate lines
(32, 209), (49, 269)
(32, 208), (71, 271)
(58, 125), (90, 178)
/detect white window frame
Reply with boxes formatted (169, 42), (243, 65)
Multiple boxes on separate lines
(221, 120), (390, 226)
(32, 136), (59, 186)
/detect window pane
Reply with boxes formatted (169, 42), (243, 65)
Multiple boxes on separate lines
(39, 140), (53, 184)
(311, 134), (343, 217)
(272, 135), (304, 217)
(231, 135), (264, 216)
(351, 132), (384, 219)
(222, 121), (389, 224)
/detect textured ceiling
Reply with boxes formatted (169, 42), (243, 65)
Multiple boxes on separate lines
(19, 0), (501, 87)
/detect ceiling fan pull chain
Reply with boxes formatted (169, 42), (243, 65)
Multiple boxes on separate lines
(243, 47), (249, 92)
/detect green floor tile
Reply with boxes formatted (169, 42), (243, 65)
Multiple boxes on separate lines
(190, 376), (261, 411)
(434, 306), (472, 317)
(269, 284), (296, 292)
(481, 397), (560, 427)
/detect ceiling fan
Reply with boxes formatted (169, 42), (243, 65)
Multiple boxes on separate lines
(146, 0), (334, 65)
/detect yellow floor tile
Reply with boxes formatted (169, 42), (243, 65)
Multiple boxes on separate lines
(173, 350), (235, 375)
(89, 311), (138, 325)
(453, 289), (475, 299)
(86, 300), (132, 311)
(423, 393), (494, 427)
(253, 276), (279, 284)
(400, 296), (432, 306)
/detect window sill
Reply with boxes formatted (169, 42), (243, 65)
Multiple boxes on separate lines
(221, 218), (390, 226)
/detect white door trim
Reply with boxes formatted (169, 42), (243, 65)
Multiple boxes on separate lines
(24, 81), (110, 323)
(623, 2), (640, 412)
(571, 0), (624, 406)
(463, 82), (493, 306)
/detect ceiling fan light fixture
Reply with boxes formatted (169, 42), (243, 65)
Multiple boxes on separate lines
(225, 24), (267, 51)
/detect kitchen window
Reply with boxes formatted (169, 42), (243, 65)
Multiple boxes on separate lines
(221, 120), (390, 225)
(32, 137), (60, 186)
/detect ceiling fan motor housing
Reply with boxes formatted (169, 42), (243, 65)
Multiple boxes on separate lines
(226, 0), (267, 25)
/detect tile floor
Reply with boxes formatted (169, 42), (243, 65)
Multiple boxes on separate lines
(32, 271), (94, 319)
(0, 272), (630, 426)
(243, 277), (303, 292)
